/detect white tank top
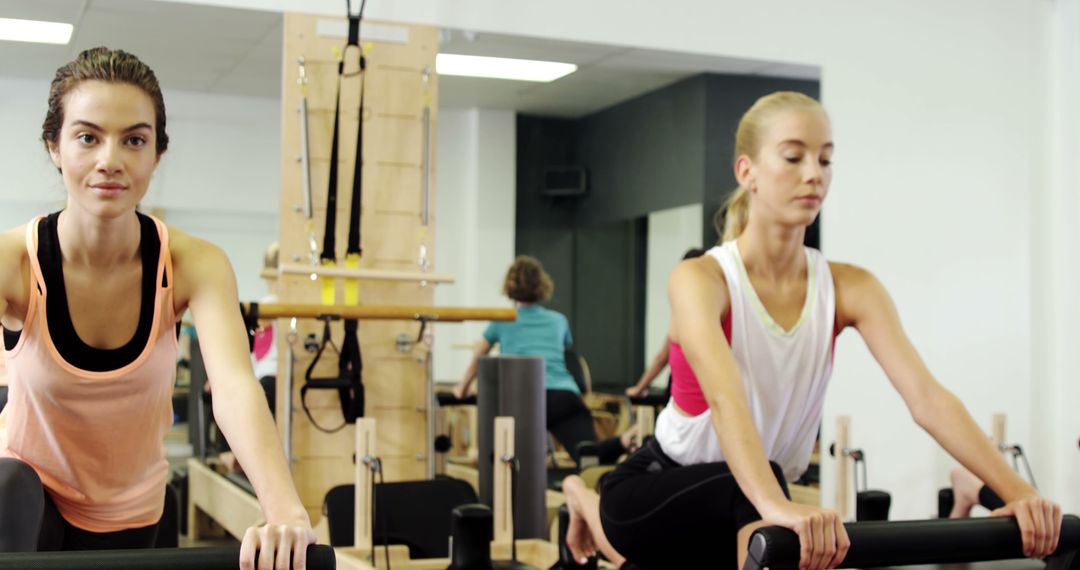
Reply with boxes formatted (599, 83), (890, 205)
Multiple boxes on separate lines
(654, 241), (835, 482)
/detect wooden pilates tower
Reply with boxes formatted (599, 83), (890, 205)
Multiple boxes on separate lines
(277, 13), (440, 519)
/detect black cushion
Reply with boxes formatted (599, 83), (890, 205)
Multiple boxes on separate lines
(324, 477), (478, 558)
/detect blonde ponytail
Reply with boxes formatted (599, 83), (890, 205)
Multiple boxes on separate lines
(713, 187), (751, 243)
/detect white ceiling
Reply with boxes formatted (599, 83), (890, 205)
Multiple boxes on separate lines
(0, 0), (819, 117)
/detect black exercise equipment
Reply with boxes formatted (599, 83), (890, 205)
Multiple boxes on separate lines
(938, 488), (955, 519)
(626, 390), (668, 409)
(323, 478), (478, 557)
(856, 489), (891, 522)
(745, 514), (1080, 570)
(447, 504), (535, 570)
(437, 393), (477, 407)
(477, 357), (547, 540)
(829, 443), (891, 521)
(0, 544), (336, 569)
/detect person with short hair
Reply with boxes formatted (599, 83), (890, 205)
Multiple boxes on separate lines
(455, 255), (598, 462)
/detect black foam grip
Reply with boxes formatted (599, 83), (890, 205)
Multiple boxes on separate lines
(855, 489), (891, 522)
(436, 393), (477, 407)
(0, 545), (336, 570)
(747, 515), (1080, 569)
(448, 504), (493, 569)
(627, 393), (668, 407)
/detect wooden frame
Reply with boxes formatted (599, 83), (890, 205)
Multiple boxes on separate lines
(187, 459), (264, 541)
(335, 417), (558, 569)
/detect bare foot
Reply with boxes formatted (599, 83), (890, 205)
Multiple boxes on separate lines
(563, 476), (598, 563)
(620, 425), (639, 451)
(949, 466), (982, 518)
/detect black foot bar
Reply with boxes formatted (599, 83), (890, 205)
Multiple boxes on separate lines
(0, 544), (336, 569)
(746, 514), (1080, 569)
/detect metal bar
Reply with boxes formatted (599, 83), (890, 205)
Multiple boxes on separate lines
(242, 303), (516, 322)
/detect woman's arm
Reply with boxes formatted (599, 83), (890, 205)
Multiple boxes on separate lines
(454, 339), (493, 399)
(0, 227), (27, 325)
(626, 341), (670, 397)
(670, 260), (847, 569)
(179, 238), (315, 570)
(836, 262), (1061, 558)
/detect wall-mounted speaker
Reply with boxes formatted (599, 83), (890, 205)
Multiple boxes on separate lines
(541, 165), (588, 197)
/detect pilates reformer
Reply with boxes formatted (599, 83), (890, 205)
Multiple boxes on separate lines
(333, 417), (559, 569)
(188, 302), (516, 546)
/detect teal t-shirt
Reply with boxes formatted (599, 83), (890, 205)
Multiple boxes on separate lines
(483, 305), (579, 394)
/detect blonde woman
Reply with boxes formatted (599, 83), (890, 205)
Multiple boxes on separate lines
(593, 92), (1061, 569)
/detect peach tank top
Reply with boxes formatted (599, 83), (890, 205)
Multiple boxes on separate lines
(0, 216), (177, 532)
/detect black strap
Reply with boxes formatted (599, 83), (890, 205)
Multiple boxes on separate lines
(306, 0), (367, 429)
(241, 302), (259, 353)
(321, 0), (366, 262)
(339, 0), (366, 422)
(339, 0), (367, 423)
(302, 317), (360, 432)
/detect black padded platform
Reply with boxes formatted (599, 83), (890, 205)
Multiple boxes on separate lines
(627, 390), (668, 408)
(747, 515), (1080, 570)
(0, 544), (336, 569)
(437, 393), (477, 406)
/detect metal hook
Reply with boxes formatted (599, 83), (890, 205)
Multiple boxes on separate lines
(297, 56), (308, 87)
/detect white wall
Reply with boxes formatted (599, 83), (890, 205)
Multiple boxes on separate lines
(147, 0), (1075, 517)
(0, 77), (280, 302)
(432, 108), (516, 384)
(1034, 0), (1080, 513)
(644, 204), (702, 384)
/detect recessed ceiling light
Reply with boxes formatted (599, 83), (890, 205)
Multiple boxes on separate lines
(436, 53), (576, 83)
(0, 18), (74, 45)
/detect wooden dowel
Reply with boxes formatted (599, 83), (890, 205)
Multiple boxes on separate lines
(835, 416), (851, 521)
(494, 417), (515, 547)
(355, 418), (376, 552)
(634, 405), (655, 449)
(991, 413), (1006, 447)
(243, 303), (516, 322)
(279, 263), (456, 284)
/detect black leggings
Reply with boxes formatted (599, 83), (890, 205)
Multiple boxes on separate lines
(546, 389), (597, 463)
(0, 458), (159, 551)
(599, 439), (789, 568)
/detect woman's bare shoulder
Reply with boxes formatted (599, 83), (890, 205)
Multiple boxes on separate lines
(0, 225), (30, 310)
(0, 225), (28, 271)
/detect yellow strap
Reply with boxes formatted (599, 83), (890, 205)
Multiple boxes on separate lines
(321, 258), (337, 305)
(344, 253), (361, 305)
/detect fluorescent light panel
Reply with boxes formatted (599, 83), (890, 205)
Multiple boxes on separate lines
(436, 53), (576, 82)
(0, 18), (73, 45)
